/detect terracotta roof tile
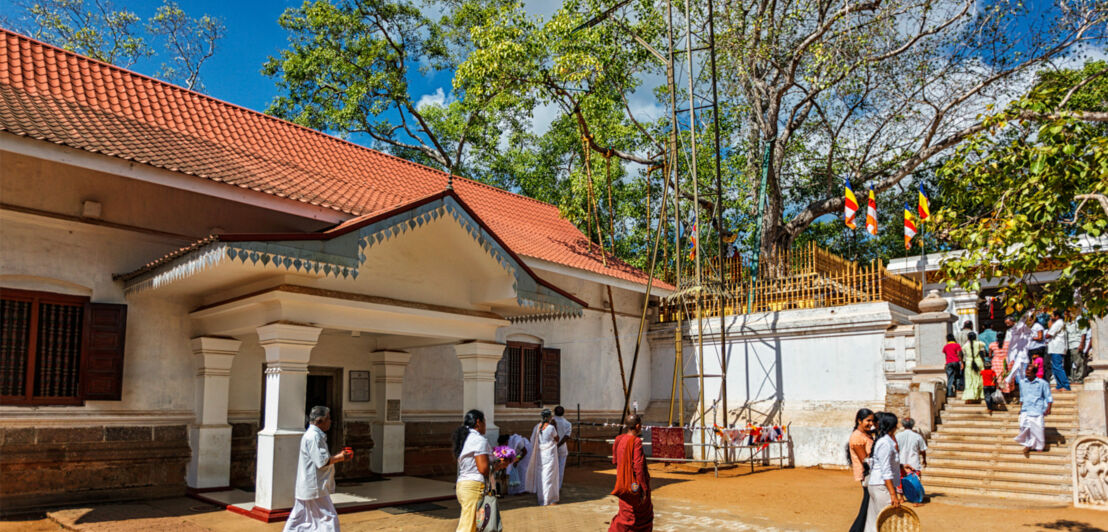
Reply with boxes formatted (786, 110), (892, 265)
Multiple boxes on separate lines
(0, 29), (666, 288)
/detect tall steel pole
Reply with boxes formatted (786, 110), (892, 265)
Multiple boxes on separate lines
(684, 0), (707, 459)
(667, 0), (686, 428)
(707, 0), (728, 430)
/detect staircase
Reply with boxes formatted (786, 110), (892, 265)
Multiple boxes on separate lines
(925, 386), (1078, 503)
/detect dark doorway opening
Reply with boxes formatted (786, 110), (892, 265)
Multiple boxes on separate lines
(305, 367), (343, 453)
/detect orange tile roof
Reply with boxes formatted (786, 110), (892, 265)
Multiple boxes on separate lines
(0, 29), (667, 288)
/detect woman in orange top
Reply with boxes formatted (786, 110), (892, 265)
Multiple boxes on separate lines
(848, 408), (875, 532)
(990, 331), (1012, 395)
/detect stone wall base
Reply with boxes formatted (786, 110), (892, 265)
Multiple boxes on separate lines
(229, 420), (375, 489)
(0, 425), (190, 516)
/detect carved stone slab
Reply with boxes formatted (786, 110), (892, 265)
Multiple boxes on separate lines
(1073, 435), (1108, 509)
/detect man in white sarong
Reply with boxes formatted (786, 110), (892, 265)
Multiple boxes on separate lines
(1004, 313), (1033, 387)
(552, 406), (573, 491)
(524, 409), (561, 505)
(506, 432), (531, 495)
(284, 406), (351, 532)
(1014, 364), (1053, 453)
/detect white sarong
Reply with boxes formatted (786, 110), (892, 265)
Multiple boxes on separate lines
(1014, 412), (1045, 451)
(283, 496), (340, 532)
(507, 433), (531, 495)
(523, 423), (561, 506)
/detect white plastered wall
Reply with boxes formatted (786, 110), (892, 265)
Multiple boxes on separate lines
(661, 302), (910, 467)
(0, 211), (197, 425)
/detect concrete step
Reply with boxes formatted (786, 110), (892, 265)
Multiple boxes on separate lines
(942, 404), (1076, 415)
(924, 473), (1070, 495)
(935, 421), (1077, 433)
(925, 479), (1070, 503)
(924, 466), (1070, 485)
(931, 433), (1073, 446)
(928, 456), (1068, 472)
(927, 441), (1071, 455)
(945, 396), (1076, 407)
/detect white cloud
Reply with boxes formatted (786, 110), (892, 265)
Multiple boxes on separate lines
(416, 87), (448, 110)
(529, 101), (562, 135)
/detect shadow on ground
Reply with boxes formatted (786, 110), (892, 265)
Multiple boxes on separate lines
(1031, 520), (1108, 532)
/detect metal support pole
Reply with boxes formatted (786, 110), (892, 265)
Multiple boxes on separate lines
(707, 0), (727, 430)
(684, 0), (707, 460)
(747, 140), (773, 314)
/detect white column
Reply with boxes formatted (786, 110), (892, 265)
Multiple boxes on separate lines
(950, 288), (979, 330)
(368, 350), (411, 474)
(187, 337), (241, 490)
(454, 341), (504, 444)
(254, 323), (321, 513)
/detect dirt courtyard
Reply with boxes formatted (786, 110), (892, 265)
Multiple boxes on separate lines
(3, 464), (1105, 531)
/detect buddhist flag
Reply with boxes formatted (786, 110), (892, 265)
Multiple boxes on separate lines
(918, 185), (931, 221)
(688, 224), (697, 260)
(844, 179), (858, 229)
(866, 187), (878, 236)
(904, 203), (917, 250)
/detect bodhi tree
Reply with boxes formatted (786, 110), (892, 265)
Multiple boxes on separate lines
(263, 0), (525, 177)
(264, 0), (696, 268)
(14, 0), (225, 91)
(715, 0), (1107, 265)
(935, 61), (1108, 318)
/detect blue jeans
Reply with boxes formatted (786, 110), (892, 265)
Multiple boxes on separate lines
(1051, 353), (1071, 390)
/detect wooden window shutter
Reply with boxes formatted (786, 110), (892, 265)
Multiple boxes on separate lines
(494, 348), (508, 405)
(540, 347), (560, 405)
(81, 303), (127, 400)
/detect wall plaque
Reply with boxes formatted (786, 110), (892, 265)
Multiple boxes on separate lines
(386, 399), (401, 421)
(349, 371), (370, 402)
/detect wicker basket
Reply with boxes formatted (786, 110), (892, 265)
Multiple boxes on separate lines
(877, 505), (920, 532)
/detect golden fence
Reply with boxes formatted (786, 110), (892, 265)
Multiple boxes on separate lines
(658, 242), (921, 322)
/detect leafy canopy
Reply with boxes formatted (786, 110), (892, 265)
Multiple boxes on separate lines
(935, 61), (1108, 318)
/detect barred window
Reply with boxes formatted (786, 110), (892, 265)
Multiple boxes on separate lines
(496, 342), (560, 407)
(0, 288), (127, 406)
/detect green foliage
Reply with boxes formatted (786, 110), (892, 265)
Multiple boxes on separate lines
(935, 62), (1108, 318)
(24, 0), (150, 67)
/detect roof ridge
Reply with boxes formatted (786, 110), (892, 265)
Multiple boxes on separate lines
(1, 28), (558, 212)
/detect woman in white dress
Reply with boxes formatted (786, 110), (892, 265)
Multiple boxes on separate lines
(524, 408), (561, 505)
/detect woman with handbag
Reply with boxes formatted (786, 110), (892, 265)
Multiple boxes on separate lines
(962, 332), (986, 402)
(610, 414), (652, 531)
(453, 410), (506, 532)
(848, 408), (875, 532)
(865, 412), (904, 532)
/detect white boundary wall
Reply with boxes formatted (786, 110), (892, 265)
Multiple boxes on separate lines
(678, 302), (913, 467)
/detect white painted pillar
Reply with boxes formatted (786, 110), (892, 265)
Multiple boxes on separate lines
(187, 337), (241, 490)
(454, 341), (505, 444)
(254, 323), (321, 513)
(368, 350), (411, 474)
(950, 288), (979, 330)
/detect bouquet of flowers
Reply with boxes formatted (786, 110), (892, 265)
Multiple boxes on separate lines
(493, 445), (517, 463)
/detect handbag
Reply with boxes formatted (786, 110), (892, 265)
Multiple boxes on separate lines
(990, 388), (1005, 405)
(900, 472), (925, 504)
(475, 476), (503, 532)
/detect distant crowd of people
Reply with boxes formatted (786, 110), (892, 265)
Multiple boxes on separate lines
(946, 309), (1092, 406)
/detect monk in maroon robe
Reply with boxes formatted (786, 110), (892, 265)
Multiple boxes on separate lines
(610, 414), (653, 531)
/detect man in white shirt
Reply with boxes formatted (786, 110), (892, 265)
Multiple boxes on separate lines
(1047, 311), (1071, 390)
(1065, 312), (1084, 381)
(552, 406), (572, 491)
(1070, 315), (1092, 383)
(895, 418), (927, 475)
(285, 406), (351, 532)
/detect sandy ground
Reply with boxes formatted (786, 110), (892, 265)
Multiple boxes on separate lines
(3, 464), (1106, 531)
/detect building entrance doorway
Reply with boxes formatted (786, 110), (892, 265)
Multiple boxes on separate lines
(306, 367), (343, 453)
